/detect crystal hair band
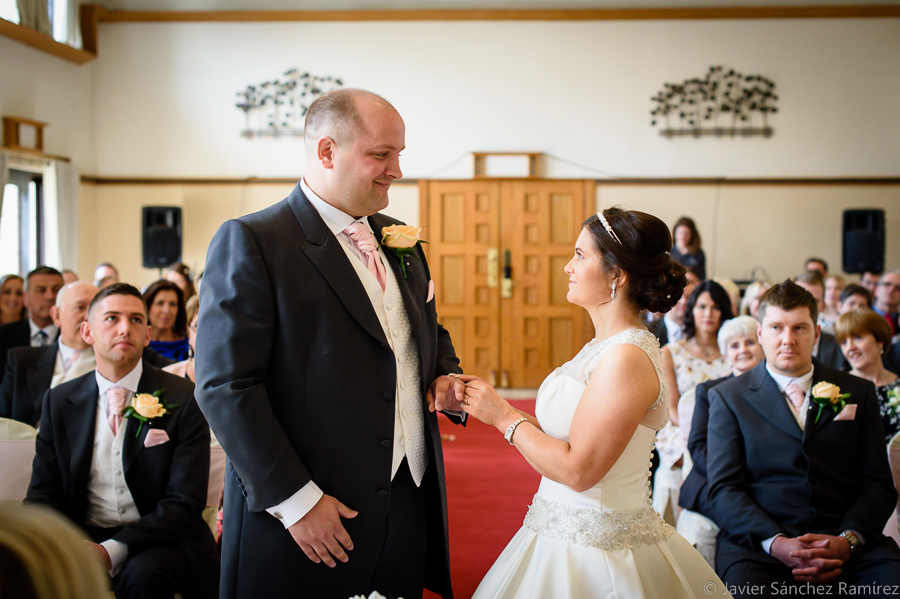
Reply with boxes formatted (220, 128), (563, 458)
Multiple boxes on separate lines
(597, 212), (622, 245)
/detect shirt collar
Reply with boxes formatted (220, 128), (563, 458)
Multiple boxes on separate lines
(29, 319), (59, 340)
(663, 314), (684, 342)
(58, 339), (82, 363)
(766, 361), (814, 396)
(95, 361), (143, 397)
(300, 178), (363, 235)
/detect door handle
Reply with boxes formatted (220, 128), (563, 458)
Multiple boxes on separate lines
(487, 248), (499, 288)
(501, 250), (513, 298)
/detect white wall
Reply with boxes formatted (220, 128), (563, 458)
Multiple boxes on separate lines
(0, 36), (95, 171)
(92, 18), (900, 179)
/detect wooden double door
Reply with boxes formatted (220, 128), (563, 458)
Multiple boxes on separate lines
(420, 180), (594, 388)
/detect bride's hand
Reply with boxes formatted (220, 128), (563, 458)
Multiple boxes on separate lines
(455, 374), (517, 427)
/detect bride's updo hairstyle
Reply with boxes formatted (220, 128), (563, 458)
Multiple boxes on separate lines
(584, 207), (687, 314)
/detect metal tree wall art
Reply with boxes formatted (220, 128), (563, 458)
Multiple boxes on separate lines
(236, 69), (343, 139)
(650, 66), (778, 138)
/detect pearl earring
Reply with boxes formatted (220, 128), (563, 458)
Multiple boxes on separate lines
(610, 281), (617, 302)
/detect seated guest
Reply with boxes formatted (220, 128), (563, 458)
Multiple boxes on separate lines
(656, 281), (732, 522)
(805, 257), (828, 277)
(165, 262), (197, 303)
(796, 271), (847, 370)
(838, 283), (873, 314)
(0, 274), (27, 324)
(92, 262), (119, 287)
(670, 216), (706, 280)
(0, 502), (110, 599)
(873, 270), (900, 338)
(820, 274), (844, 334)
(0, 281), (99, 426)
(713, 277), (741, 319)
(142, 280), (189, 362)
(62, 269), (79, 284)
(835, 309), (900, 443)
(0, 267), (64, 379)
(739, 280), (770, 320)
(164, 295), (199, 382)
(25, 283), (219, 599)
(677, 315), (764, 568)
(860, 270), (882, 295)
(708, 280), (900, 594)
(649, 270), (699, 347)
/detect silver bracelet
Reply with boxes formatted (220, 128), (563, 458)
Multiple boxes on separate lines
(504, 417), (529, 446)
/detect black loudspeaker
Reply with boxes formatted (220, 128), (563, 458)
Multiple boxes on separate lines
(842, 209), (884, 274)
(142, 206), (182, 268)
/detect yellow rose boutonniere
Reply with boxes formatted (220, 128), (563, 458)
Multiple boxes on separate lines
(122, 390), (177, 436)
(810, 381), (851, 424)
(381, 225), (428, 278)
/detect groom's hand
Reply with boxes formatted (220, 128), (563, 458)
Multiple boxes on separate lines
(771, 535), (844, 583)
(288, 494), (357, 568)
(427, 374), (466, 413)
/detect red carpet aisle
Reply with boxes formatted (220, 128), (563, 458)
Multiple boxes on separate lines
(424, 400), (541, 599)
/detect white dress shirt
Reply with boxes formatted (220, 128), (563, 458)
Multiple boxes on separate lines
(87, 361), (143, 575)
(28, 319), (58, 347)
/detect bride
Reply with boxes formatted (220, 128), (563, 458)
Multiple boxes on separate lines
(458, 208), (732, 598)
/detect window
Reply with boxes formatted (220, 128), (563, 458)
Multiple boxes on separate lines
(0, 0), (19, 24)
(0, 0), (75, 45)
(0, 169), (45, 275)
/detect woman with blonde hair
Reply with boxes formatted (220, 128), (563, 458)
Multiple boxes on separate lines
(738, 280), (770, 319)
(0, 503), (109, 598)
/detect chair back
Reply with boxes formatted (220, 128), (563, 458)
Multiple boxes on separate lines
(0, 418), (38, 502)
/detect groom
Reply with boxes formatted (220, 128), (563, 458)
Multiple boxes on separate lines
(196, 88), (466, 599)
(707, 280), (900, 596)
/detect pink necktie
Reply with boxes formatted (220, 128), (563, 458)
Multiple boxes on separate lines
(65, 350), (83, 372)
(344, 222), (386, 292)
(785, 384), (805, 411)
(107, 387), (129, 435)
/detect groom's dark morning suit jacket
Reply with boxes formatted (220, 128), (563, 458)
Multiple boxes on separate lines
(25, 362), (219, 598)
(195, 184), (462, 599)
(707, 360), (900, 579)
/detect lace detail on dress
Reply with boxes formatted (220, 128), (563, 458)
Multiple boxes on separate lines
(557, 328), (668, 415)
(523, 495), (675, 551)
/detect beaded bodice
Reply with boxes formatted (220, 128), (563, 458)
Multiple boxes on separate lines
(526, 328), (675, 549)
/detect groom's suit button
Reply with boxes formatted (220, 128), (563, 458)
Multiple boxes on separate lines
(377, 490), (388, 497)
(381, 440), (391, 448)
(382, 391), (393, 401)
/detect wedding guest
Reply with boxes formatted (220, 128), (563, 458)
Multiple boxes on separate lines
(835, 309), (900, 442)
(714, 277), (741, 319)
(25, 283), (219, 599)
(0, 502), (110, 599)
(0, 267), (64, 380)
(656, 281), (733, 522)
(838, 284), (873, 314)
(143, 280), (189, 362)
(860, 270), (882, 295)
(677, 315), (765, 568)
(62, 269), (79, 284)
(164, 295), (198, 382)
(873, 270), (900, 337)
(708, 280), (900, 592)
(0, 273), (26, 324)
(805, 257), (828, 277)
(97, 276), (117, 290)
(0, 281), (99, 426)
(739, 280), (770, 320)
(820, 274), (845, 333)
(796, 271), (848, 371)
(670, 216), (706, 280)
(165, 262), (197, 303)
(92, 262), (118, 287)
(648, 269), (699, 347)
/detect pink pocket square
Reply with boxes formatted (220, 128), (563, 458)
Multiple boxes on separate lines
(834, 404), (857, 421)
(426, 279), (435, 302)
(144, 429), (170, 447)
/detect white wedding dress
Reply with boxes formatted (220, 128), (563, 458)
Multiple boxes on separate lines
(473, 329), (731, 599)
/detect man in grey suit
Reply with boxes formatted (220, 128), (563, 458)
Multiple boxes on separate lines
(196, 89), (465, 599)
(707, 280), (900, 597)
